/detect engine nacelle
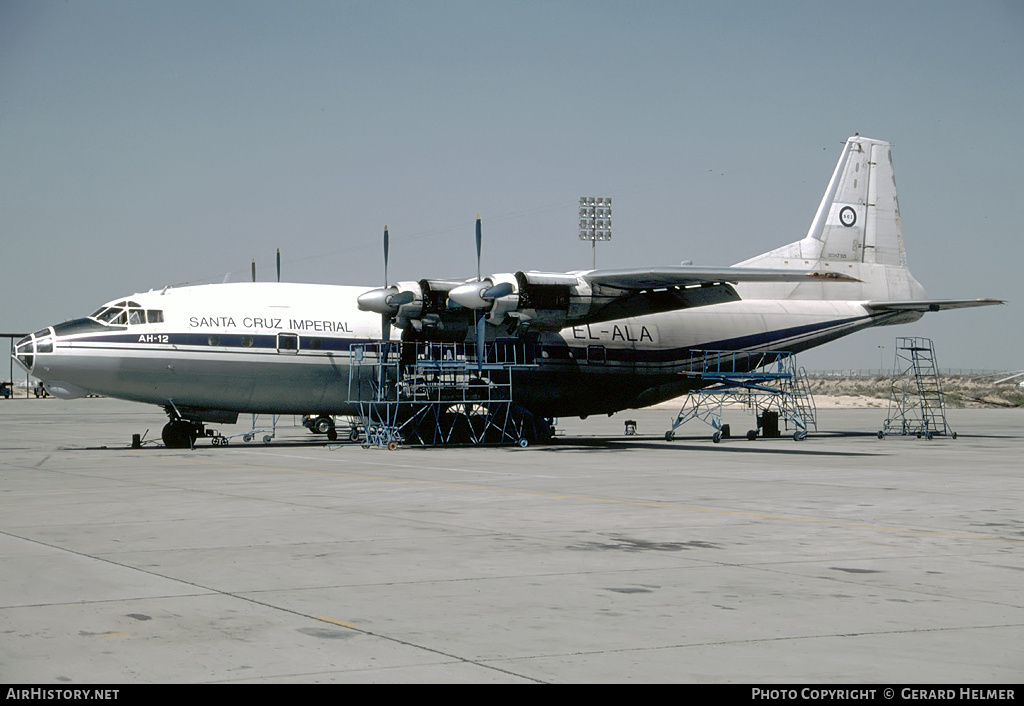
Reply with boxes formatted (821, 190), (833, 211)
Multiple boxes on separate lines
(436, 271), (597, 333)
(510, 271), (589, 331)
(399, 279), (472, 340)
(446, 273), (521, 325)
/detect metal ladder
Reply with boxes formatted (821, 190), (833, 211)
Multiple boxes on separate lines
(879, 337), (955, 439)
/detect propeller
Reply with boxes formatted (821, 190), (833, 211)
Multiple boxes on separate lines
(355, 224), (416, 337)
(364, 226), (412, 341)
(445, 215), (520, 370)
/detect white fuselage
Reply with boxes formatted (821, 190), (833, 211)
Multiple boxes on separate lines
(15, 281), (914, 419)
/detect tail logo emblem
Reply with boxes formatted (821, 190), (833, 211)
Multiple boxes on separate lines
(839, 206), (857, 227)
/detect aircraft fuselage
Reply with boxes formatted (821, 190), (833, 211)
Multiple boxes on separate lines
(15, 281), (912, 419)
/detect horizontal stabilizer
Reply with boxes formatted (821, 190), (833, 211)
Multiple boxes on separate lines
(865, 298), (1004, 313)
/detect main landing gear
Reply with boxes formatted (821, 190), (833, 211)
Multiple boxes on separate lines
(161, 418), (205, 449)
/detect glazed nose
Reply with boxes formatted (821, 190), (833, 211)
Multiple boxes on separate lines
(13, 328), (54, 373)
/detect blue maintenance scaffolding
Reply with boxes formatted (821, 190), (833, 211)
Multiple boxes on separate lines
(665, 350), (817, 443)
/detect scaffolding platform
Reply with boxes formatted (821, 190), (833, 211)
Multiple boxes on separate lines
(347, 340), (543, 448)
(665, 350), (817, 443)
(879, 337), (956, 440)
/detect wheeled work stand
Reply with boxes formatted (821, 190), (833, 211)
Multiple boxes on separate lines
(665, 350), (817, 443)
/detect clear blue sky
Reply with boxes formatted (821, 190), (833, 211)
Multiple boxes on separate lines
(2, 0), (1021, 370)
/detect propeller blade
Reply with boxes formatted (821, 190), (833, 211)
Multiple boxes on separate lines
(476, 311), (486, 373)
(389, 291), (415, 307)
(383, 225), (390, 286)
(482, 282), (514, 300)
(475, 215), (482, 281)
(474, 215), (485, 371)
(382, 226), (390, 340)
(276, 248), (281, 283)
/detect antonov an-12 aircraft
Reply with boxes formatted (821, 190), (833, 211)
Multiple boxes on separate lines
(13, 135), (1001, 447)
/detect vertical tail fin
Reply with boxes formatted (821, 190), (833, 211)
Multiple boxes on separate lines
(806, 135), (907, 267)
(736, 135), (926, 301)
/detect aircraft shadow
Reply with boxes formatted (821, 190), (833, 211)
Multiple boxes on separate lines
(536, 436), (880, 457)
(60, 429), (1011, 454)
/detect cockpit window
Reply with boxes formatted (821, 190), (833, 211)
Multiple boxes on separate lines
(89, 304), (163, 326)
(92, 307), (123, 324)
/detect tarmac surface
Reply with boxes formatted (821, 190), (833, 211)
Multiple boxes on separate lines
(1, 398), (1022, 683)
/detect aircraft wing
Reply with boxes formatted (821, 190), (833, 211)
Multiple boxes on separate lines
(547, 266), (859, 325)
(367, 266), (862, 336)
(512, 266), (860, 330)
(582, 266), (857, 290)
(864, 299), (1004, 313)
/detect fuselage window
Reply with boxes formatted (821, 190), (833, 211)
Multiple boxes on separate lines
(208, 335), (221, 346)
(241, 335), (254, 347)
(278, 333), (298, 351)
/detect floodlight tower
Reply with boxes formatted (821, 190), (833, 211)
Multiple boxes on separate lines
(579, 196), (611, 269)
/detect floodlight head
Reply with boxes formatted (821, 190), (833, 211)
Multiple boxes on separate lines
(578, 195), (612, 242)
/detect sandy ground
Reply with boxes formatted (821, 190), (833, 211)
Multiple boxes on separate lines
(651, 394), (883, 411)
(651, 375), (1024, 412)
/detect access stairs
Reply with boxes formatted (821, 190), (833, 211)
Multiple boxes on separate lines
(879, 337), (955, 439)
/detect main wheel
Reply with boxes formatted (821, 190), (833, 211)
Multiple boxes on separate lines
(162, 421), (193, 449)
